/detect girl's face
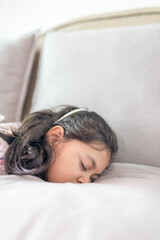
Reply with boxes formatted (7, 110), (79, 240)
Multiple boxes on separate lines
(46, 126), (111, 183)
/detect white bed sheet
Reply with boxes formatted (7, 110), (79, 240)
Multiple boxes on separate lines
(0, 163), (160, 240)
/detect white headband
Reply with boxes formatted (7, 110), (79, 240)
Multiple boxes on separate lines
(56, 108), (87, 123)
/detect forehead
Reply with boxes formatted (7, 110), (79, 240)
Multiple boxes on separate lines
(87, 141), (108, 151)
(87, 142), (110, 166)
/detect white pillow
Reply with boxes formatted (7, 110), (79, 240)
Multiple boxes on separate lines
(0, 163), (160, 240)
(31, 24), (160, 167)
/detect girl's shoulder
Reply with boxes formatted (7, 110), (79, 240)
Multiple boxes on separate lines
(0, 122), (21, 175)
(0, 122), (21, 136)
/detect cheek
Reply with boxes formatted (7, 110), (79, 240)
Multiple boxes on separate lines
(46, 142), (80, 183)
(47, 158), (78, 183)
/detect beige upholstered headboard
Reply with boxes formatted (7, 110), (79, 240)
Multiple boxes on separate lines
(23, 7), (160, 119)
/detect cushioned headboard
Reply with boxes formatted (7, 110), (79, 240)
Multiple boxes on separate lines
(23, 7), (160, 118)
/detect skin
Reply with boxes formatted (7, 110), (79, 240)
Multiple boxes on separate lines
(46, 126), (111, 183)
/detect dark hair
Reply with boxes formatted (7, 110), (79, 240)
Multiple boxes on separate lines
(0, 105), (118, 181)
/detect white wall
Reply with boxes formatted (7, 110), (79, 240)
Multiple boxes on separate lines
(0, 0), (160, 37)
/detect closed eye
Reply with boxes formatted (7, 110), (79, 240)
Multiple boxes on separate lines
(81, 161), (86, 171)
(81, 161), (95, 183)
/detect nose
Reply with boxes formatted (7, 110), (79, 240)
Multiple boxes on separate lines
(76, 176), (91, 184)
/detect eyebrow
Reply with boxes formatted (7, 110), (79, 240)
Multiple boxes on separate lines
(86, 154), (101, 177)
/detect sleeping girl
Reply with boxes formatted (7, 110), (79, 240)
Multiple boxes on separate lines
(0, 105), (118, 183)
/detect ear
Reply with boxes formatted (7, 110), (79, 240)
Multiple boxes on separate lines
(46, 126), (65, 147)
